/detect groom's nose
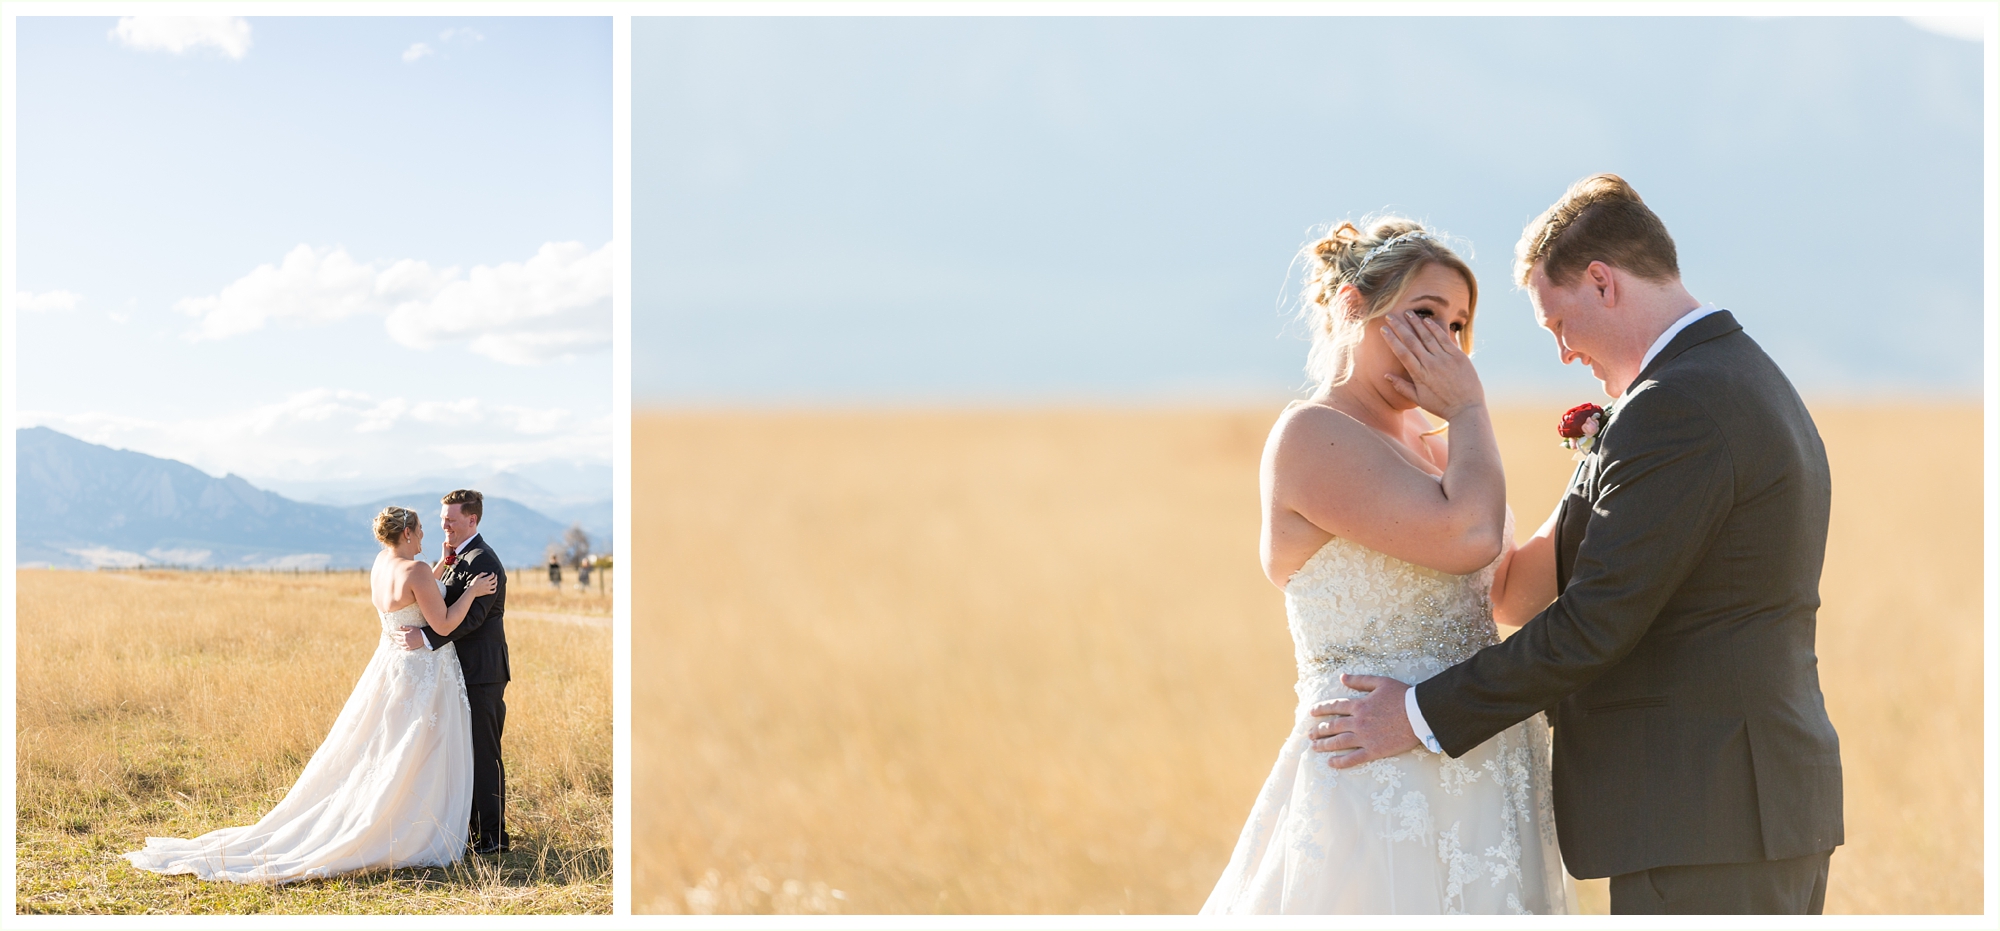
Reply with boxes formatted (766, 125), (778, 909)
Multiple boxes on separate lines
(1553, 332), (1585, 366)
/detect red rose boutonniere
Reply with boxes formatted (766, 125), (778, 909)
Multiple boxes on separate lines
(1557, 402), (1607, 461)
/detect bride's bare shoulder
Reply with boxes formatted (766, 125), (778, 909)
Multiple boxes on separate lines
(1268, 401), (1381, 464)
(374, 554), (428, 583)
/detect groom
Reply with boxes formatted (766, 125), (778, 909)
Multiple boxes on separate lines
(1313, 175), (1842, 913)
(401, 488), (512, 854)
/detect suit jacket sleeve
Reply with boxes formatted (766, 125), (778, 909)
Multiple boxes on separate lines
(423, 558), (504, 649)
(1414, 383), (1736, 757)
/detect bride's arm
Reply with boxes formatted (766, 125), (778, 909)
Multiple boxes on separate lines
(427, 548), (481, 582)
(430, 572), (498, 636)
(407, 562), (449, 639)
(405, 564), (498, 636)
(1276, 316), (1507, 575)
(1491, 505), (1560, 628)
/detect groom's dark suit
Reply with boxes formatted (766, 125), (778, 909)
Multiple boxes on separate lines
(1414, 312), (1842, 908)
(422, 531), (510, 852)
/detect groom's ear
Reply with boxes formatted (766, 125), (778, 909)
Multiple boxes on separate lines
(1585, 261), (1618, 306)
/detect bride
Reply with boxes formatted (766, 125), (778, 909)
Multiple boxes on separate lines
(1201, 219), (1570, 914)
(123, 506), (497, 883)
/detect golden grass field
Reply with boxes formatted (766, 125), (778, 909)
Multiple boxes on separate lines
(14, 568), (613, 914)
(633, 404), (1983, 915)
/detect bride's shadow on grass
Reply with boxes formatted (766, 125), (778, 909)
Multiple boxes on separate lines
(294, 836), (614, 914)
(393, 837), (613, 892)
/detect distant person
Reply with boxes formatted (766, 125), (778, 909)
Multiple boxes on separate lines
(124, 505), (497, 881)
(576, 559), (592, 591)
(547, 556), (562, 589)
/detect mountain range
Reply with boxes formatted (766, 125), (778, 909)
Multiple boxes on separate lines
(292, 470), (611, 548)
(15, 427), (612, 570)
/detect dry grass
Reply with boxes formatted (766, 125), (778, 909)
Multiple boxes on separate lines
(632, 404), (1982, 915)
(14, 569), (613, 914)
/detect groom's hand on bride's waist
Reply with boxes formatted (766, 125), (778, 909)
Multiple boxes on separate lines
(1309, 674), (1420, 769)
(398, 627), (428, 651)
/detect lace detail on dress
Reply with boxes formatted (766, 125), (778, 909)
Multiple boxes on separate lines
(378, 601), (428, 637)
(380, 603), (451, 729)
(1438, 822), (1472, 915)
(1481, 730), (1526, 890)
(1440, 756), (1482, 796)
(1200, 512), (1571, 916)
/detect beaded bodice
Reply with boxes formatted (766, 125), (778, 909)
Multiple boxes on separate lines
(1284, 521), (1507, 702)
(379, 602), (426, 635)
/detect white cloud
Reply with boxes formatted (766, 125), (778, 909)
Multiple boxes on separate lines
(440, 28), (486, 44)
(146, 548), (214, 566)
(110, 17), (252, 59)
(504, 407), (571, 435)
(254, 553), (333, 570)
(66, 546), (226, 569)
(15, 290), (81, 313)
(68, 546), (152, 569)
(385, 242), (613, 365)
(176, 245), (381, 339)
(1906, 17), (1985, 42)
(402, 42), (436, 63)
(22, 391), (607, 491)
(176, 242), (611, 365)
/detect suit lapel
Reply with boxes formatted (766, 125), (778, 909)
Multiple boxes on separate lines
(447, 534), (483, 592)
(1557, 312), (1741, 583)
(1554, 453), (1599, 590)
(1595, 310), (1743, 476)
(456, 534), (482, 570)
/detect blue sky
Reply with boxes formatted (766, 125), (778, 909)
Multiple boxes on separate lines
(14, 16), (611, 497)
(633, 15), (1985, 406)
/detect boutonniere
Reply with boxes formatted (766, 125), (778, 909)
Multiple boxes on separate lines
(1557, 402), (1608, 461)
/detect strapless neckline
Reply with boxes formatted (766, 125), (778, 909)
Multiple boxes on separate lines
(379, 602), (425, 634)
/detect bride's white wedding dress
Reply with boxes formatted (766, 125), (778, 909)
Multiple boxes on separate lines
(124, 602), (474, 883)
(1202, 523), (1571, 914)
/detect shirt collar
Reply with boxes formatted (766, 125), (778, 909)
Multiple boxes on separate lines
(1639, 302), (1720, 375)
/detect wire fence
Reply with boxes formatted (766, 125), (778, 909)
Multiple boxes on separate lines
(90, 564), (371, 574)
(80, 563), (619, 595)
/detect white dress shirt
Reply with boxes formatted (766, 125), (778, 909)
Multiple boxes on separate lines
(446, 533), (483, 569)
(409, 533), (483, 650)
(1403, 302), (1719, 754)
(1639, 302), (1720, 376)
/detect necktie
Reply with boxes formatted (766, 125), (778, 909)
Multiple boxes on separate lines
(443, 543), (458, 567)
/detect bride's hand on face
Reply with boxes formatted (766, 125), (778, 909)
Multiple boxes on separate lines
(1381, 311), (1485, 421)
(466, 572), (498, 598)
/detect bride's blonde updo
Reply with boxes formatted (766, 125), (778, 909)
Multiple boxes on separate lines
(373, 506), (420, 546)
(1299, 216), (1479, 387)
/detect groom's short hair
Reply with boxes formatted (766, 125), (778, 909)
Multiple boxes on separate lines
(1515, 173), (1680, 288)
(442, 489), (484, 522)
